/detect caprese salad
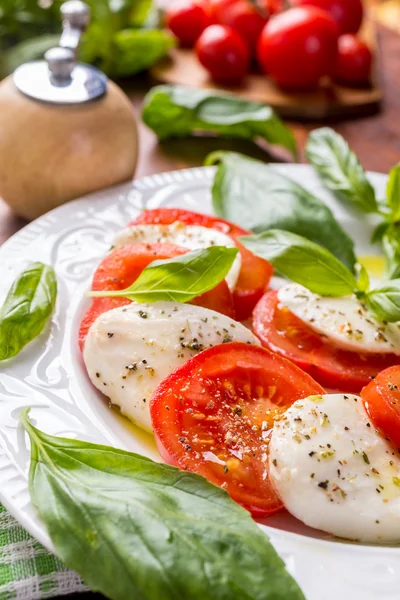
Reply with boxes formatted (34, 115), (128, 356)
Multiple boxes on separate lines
(80, 207), (400, 544)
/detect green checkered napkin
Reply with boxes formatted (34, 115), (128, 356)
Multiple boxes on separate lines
(0, 504), (87, 600)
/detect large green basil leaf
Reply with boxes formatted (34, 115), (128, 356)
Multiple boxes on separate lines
(207, 151), (356, 271)
(241, 230), (357, 297)
(21, 411), (304, 600)
(0, 263), (57, 361)
(306, 128), (378, 213)
(366, 280), (400, 322)
(142, 85), (297, 157)
(386, 164), (400, 223)
(89, 246), (238, 303)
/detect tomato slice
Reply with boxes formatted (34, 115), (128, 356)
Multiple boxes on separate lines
(361, 366), (400, 449)
(150, 341), (325, 516)
(253, 290), (400, 393)
(79, 242), (234, 350)
(131, 208), (273, 321)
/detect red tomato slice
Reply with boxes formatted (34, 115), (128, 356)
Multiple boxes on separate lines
(79, 242), (234, 350)
(131, 208), (273, 321)
(361, 366), (400, 449)
(253, 290), (400, 394)
(150, 341), (325, 516)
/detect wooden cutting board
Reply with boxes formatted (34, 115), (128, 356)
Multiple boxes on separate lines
(150, 18), (382, 120)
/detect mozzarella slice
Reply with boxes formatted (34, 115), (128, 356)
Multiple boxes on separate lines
(112, 223), (241, 292)
(83, 301), (259, 433)
(269, 393), (400, 543)
(278, 283), (400, 355)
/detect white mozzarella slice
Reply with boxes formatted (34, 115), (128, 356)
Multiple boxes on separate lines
(112, 223), (241, 292)
(84, 301), (259, 433)
(278, 283), (400, 355)
(269, 393), (400, 543)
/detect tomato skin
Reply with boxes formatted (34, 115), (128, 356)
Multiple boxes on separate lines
(151, 341), (325, 516)
(195, 24), (250, 83)
(218, 1), (267, 54)
(362, 367), (400, 449)
(131, 209), (273, 320)
(253, 290), (400, 393)
(79, 242), (234, 350)
(257, 7), (339, 89)
(294, 0), (363, 34)
(166, 0), (212, 46)
(335, 34), (372, 85)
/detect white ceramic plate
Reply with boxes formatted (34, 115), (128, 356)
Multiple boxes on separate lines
(1, 165), (399, 600)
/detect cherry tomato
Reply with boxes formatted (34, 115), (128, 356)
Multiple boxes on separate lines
(335, 34), (372, 86)
(131, 209), (273, 321)
(150, 341), (325, 516)
(294, 0), (363, 35)
(79, 242), (234, 350)
(209, 0), (241, 23)
(252, 290), (400, 393)
(166, 0), (212, 47)
(257, 7), (339, 89)
(218, 1), (267, 54)
(361, 367), (400, 449)
(195, 24), (250, 83)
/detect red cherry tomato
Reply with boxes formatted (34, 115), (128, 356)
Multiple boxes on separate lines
(79, 242), (234, 350)
(294, 0), (363, 34)
(335, 34), (372, 86)
(361, 366), (400, 449)
(166, 0), (212, 47)
(131, 208), (274, 321)
(150, 342), (325, 516)
(209, 0), (241, 23)
(252, 290), (400, 393)
(218, 1), (267, 54)
(257, 7), (339, 89)
(195, 24), (250, 83)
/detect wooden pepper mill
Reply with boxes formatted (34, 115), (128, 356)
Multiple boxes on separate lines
(0, 1), (139, 221)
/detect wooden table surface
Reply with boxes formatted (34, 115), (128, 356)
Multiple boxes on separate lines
(0, 13), (399, 600)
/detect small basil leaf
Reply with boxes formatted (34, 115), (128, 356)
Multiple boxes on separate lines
(386, 164), (400, 223)
(89, 246), (238, 303)
(306, 128), (378, 213)
(142, 85), (297, 157)
(0, 262), (57, 361)
(207, 151), (356, 271)
(366, 280), (400, 322)
(382, 224), (400, 280)
(111, 29), (175, 77)
(21, 411), (305, 600)
(240, 230), (357, 297)
(356, 264), (370, 293)
(371, 221), (390, 245)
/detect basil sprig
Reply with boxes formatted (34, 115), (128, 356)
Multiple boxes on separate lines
(21, 410), (304, 600)
(306, 128), (378, 213)
(89, 246), (238, 303)
(240, 229), (400, 322)
(306, 127), (400, 282)
(0, 262), (57, 361)
(205, 151), (356, 271)
(142, 85), (297, 158)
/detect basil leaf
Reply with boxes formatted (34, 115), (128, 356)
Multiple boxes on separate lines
(21, 411), (304, 600)
(89, 246), (238, 303)
(306, 128), (378, 213)
(366, 280), (400, 322)
(207, 151), (356, 271)
(386, 164), (400, 223)
(142, 85), (297, 157)
(382, 225), (400, 280)
(356, 264), (370, 293)
(0, 262), (57, 361)
(111, 29), (175, 77)
(240, 230), (357, 296)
